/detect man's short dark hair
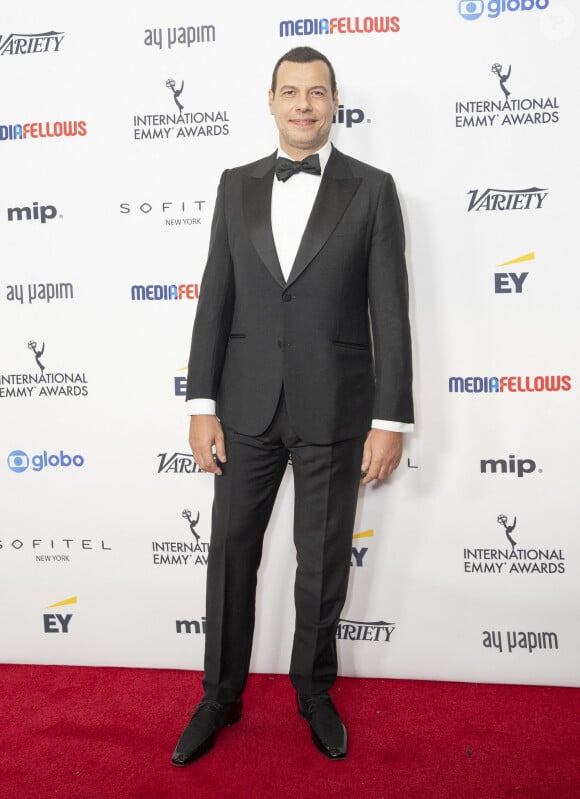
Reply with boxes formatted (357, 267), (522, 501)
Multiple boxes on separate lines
(271, 47), (337, 96)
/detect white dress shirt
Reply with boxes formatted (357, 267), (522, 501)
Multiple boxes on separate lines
(187, 141), (413, 433)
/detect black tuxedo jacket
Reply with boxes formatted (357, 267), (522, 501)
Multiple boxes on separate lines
(186, 145), (413, 445)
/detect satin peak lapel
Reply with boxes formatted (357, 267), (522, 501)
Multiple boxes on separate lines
(286, 163), (361, 287)
(243, 163), (286, 288)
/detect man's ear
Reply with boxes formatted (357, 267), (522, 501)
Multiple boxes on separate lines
(268, 90), (274, 114)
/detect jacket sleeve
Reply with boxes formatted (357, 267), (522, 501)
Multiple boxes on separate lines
(185, 171), (235, 401)
(367, 173), (414, 424)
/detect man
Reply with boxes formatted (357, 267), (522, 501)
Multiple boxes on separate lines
(172, 46), (413, 765)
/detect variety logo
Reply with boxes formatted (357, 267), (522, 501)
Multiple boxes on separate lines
(279, 16), (400, 37)
(7, 449), (85, 473)
(152, 508), (209, 566)
(458, 0), (549, 22)
(448, 374), (571, 393)
(336, 618), (396, 642)
(0, 121), (87, 142)
(119, 200), (206, 226)
(0, 341), (89, 399)
(480, 455), (539, 478)
(132, 79), (230, 141)
(464, 512), (565, 575)
(131, 284), (199, 301)
(5, 282), (74, 305)
(467, 187), (548, 212)
(495, 251), (534, 294)
(455, 63), (559, 128)
(157, 452), (205, 474)
(176, 617), (206, 634)
(351, 528), (374, 568)
(43, 595), (76, 634)
(0, 31), (65, 56)
(144, 24), (216, 49)
(7, 202), (61, 224)
(482, 629), (559, 653)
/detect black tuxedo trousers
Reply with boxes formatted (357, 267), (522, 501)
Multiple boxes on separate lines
(202, 391), (365, 703)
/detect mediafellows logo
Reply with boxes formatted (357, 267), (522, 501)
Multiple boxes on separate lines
(132, 78), (229, 141)
(144, 24), (215, 50)
(0, 341), (88, 399)
(0, 31), (64, 56)
(131, 284), (199, 301)
(458, 0), (549, 21)
(0, 121), (87, 142)
(455, 63), (559, 128)
(279, 16), (400, 37)
(448, 374), (571, 393)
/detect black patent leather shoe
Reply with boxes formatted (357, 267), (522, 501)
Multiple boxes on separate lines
(171, 697), (242, 766)
(297, 693), (347, 759)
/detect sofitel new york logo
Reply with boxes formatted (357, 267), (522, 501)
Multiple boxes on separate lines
(152, 509), (209, 566)
(455, 63), (559, 127)
(133, 78), (230, 141)
(0, 341), (88, 399)
(463, 513), (565, 574)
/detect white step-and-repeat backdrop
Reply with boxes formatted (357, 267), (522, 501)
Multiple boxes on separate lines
(2, 1), (579, 687)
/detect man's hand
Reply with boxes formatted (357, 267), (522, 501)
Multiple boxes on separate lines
(360, 429), (402, 484)
(189, 415), (227, 476)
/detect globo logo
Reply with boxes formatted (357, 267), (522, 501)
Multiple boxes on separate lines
(7, 449), (85, 473)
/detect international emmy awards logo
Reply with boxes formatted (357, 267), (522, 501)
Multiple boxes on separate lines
(491, 63), (511, 99)
(497, 514), (517, 549)
(28, 340), (45, 372)
(182, 509), (200, 542)
(166, 78), (184, 112)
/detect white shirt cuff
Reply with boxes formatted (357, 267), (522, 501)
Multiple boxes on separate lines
(186, 398), (216, 416)
(371, 419), (414, 433)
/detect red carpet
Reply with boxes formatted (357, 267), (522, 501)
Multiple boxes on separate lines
(1, 665), (578, 799)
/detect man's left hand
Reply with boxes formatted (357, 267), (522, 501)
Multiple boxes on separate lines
(360, 429), (402, 484)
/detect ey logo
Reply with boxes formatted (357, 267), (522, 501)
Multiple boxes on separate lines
(495, 251), (534, 294)
(43, 595), (77, 633)
(174, 364), (188, 396)
(352, 529), (374, 567)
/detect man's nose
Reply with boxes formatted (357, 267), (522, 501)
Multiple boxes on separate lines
(294, 92), (313, 111)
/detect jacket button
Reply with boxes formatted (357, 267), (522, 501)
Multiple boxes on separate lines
(282, 294), (293, 303)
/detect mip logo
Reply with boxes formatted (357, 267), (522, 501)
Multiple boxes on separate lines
(332, 104), (366, 128)
(458, 0), (549, 21)
(7, 202), (60, 224)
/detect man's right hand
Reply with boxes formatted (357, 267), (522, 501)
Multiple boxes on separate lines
(188, 415), (227, 476)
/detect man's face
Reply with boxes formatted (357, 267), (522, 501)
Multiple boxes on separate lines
(268, 59), (338, 160)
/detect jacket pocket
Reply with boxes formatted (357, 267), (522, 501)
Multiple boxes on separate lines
(228, 333), (246, 339)
(332, 340), (369, 351)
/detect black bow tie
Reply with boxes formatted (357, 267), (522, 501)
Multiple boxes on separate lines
(275, 153), (321, 182)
